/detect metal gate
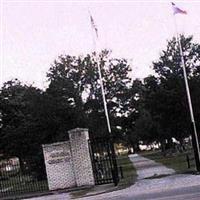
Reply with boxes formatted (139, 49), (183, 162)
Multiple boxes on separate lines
(89, 137), (119, 186)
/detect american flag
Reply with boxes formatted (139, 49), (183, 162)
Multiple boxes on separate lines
(90, 15), (98, 38)
(171, 2), (187, 15)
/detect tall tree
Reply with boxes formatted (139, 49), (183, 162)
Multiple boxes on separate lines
(47, 50), (132, 138)
(0, 79), (47, 178)
(147, 35), (200, 145)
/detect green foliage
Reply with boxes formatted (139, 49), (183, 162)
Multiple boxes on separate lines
(143, 35), (200, 144)
(123, 35), (200, 150)
(0, 50), (132, 160)
(46, 50), (131, 137)
(1, 35), (200, 159)
(0, 79), (42, 157)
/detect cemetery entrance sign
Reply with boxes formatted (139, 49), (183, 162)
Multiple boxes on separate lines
(42, 128), (95, 190)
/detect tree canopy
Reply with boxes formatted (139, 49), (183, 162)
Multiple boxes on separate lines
(1, 35), (200, 157)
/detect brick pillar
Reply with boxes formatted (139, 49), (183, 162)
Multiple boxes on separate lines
(68, 128), (95, 187)
(42, 141), (76, 190)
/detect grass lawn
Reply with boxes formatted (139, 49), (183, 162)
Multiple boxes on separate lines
(116, 154), (137, 189)
(141, 149), (196, 173)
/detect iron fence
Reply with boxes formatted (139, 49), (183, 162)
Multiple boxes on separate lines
(0, 156), (48, 199)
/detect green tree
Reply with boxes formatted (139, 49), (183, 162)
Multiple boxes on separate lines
(146, 35), (200, 146)
(47, 50), (132, 138)
(0, 79), (47, 179)
(121, 79), (144, 151)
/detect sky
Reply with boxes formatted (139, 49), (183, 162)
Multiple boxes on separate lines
(1, 0), (200, 89)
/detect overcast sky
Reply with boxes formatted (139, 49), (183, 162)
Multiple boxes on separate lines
(1, 0), (200, 89)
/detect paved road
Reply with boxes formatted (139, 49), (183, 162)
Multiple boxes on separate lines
(26, 154), (200, 200)
(93, 185), (200, 200)
(130, 154), (175, 179)
(27, 183), (200, 200)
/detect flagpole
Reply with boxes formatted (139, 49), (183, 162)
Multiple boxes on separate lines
(173, 14), (200, 171)
(96, 55), (112, 134)
(89, 13), (112, 134)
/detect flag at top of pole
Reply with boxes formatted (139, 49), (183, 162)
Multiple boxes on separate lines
(171, 2), (187, 15)
(90, 14), (98, 38)
(88, 12), (112, 134)
(170, 2), (200, 171)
